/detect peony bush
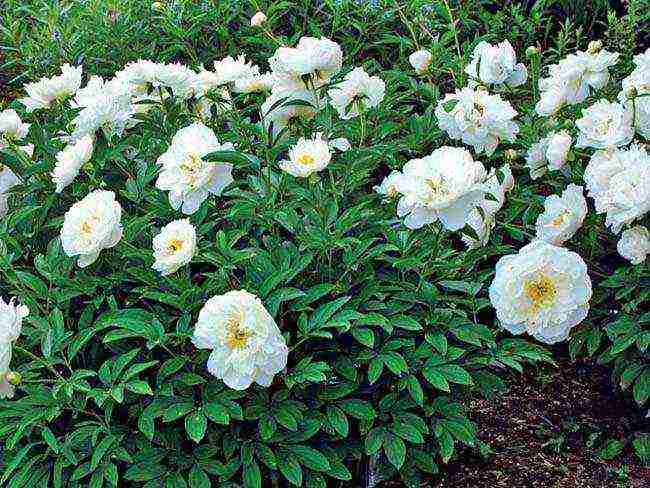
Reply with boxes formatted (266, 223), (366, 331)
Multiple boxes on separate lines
(0, 0), (648, 486)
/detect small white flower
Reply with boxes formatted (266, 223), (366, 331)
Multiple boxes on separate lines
(525, 130), (573, 179)
(270, 37), (343, 84)
(192, 290), (288, 390)
(465, 40), (527, 87)
(250, 11), (267, 26)
(51, 135), (94, 193)
(19, 64), (83, 112)
(279, 134), (331, 178)
(617, 226), (650, 265)
(328, 67), (385, 120)
(489, 240), (592, 344)
(60, 190), (123, 268)
(0, 110), (30, 140)
(152, 219), (197, 275)
(155, 122), (234, 214)
(535, 47), (619, 116)
(329, 137), (351, 152)
(374, 170), (403, 197)
(0, 165), (21, 218)
(584, 144), (650, 232)
(409, 49), (433, 74)
(393, 146), (488, 231)
(435, 86), (519, 155)
(535, 184), (587, 246)
(575, 99), (633, 149)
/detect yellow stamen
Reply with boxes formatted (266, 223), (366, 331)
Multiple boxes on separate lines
(225, 312), (251, 349)
(296, 153), (315, 166)
(167, 239), (183, 253)
(524, 274), (556, 310)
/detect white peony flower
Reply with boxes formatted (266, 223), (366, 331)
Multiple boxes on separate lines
(114, 60), (199, 100)
(374, 170), (403, 197)
(212, 55), (261, 88)
(60, 190), (123, 268)
(0, 109), (30, 140)
(0, 297), (29, 344)
(192, 290), (288, 390)
(51, 135), (94, 193)
(409, 49), (433, 74)
(393, 146), (488, 231)
(535, 47), (619, 116)
(19, 64), (83, 112)
(270, 37), (343, 84)
(250, 11), (267, 26)
(261, 78), (319, 138)
(575, 99), (633, 149)
(155, 122), (234, 214)
(435, 86), (519, 155)
(279, 133), (332, 178)
(0, 165), (21, 218)
(617, 226), (650, 265)
(525, 130), (573, 179)
(152, 219), (197, 275)
(619, 47), (650, 139)
(584, 144), (650, 232)
(535, 184), (587, 246)
(489, 240), (592, 344)
(465, 40), (527, 87)
(327, 67), (385, 120)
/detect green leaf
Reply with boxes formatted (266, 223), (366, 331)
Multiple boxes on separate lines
(326, 406), (349, 437)
(242, 461), (261, 488)
(188, 465), (210, 488)
(339, 399), (376, 421)
(204, 402), (230, 425)
(163, 402), (195, 422)
(383, 433), (406, 469)
(278, 456), (303, 487)
(185, 411), (207, 443)
(598, 439), (624, 460)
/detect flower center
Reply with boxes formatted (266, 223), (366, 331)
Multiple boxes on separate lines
(524, 274), (557, 310)
(550, 210), (570, 228)
(180, 153), (205, 187)
(296, 153), (315, 166)
(167, 239), (183, 253)
(225, 312), (251, 349)
(80, 216), (100, 236)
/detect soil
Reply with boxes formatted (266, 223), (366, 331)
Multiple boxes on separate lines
(431, 356), (649, 488)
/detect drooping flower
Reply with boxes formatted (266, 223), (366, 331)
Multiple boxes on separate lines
(0, 165), (21, 218)
(617, 226), (650, 265)
(60, 190), (123, 268)
(435, 86), (519, 155)
(575, 99), (633, 149)
(525, 130), (573, 179)
(269, 37), (343, 85)
(152, 219), (197, 275)
(155, 122), (234, 214)
(192, 290), (288, 390)
(279, 133), (331, 177)
(19, 64), (83, 112)
(535, 184), (587, 246)
(464, 40), (527, 87)
(327, 67), (385, 120)
(393, 146), (488, 231)
(584, 144), (650, 232)
(0, 297), (28, 399)
(489, 240), (592, 344)
(51, 135), (94, 193)
(535, 46), (619, 116)
(409, 49), (433, 74)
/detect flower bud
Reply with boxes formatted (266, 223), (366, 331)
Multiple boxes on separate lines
(250, 11), (267, 27)
(587, 40), (602, 54)
(6, 372), (21, 386)
(525, 46), (539, 59)
(504, 149), (518, 161)
(625, 86), (638, 100)
(151, 2), (164, 12)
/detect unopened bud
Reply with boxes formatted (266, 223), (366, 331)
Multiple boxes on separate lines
(587, 40), (602, 54)
(504, 149), (518, 161)
(625, 86), (638, 100)
(6, 372), (21, 386)
(151, 2), (164, 12)
(250, 11), (267, 27)
(525, 46), (539, 59)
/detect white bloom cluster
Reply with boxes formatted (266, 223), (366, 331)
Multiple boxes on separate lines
(465, 40), (527, 87)
(61, 190), (123, 268)
(535, 45), (619, 116)
(435, 87), (519, 155)
(386, 146), (488, 231)
(618, 47), (650, 139)
(489, 240), (592, 344)
(192, 290), (288, 390)
(525, 130), (572, 179)
(51, 135), (94, 193)
(584, 144), (650, 233)
(269, 37), (343, 85)
(155, 122), (234, 214)
(152, 219), (197, 275)
(279, 133), (332, 177)
(328, 67), (386, 120)
(575, 99), (633, 149)
(19, 64), (82, 112)
(535, 184), (587, 246)
(0, 297), (29, 399)
(617, 226), (650, 265)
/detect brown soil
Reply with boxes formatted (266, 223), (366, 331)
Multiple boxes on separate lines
(432, 358), (649, 487)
